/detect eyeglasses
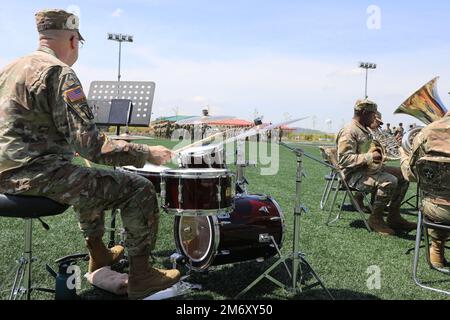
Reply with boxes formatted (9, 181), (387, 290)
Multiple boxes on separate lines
(71, 35), (84, 49)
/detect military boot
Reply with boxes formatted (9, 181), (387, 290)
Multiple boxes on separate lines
(127, 255), (181, 300)
(86, 236), (125, 273)
(353, 193), (371, 213)
(368, 206), (396, 236)
(386, 208), (416, 232)
(430, 239), (447, 269)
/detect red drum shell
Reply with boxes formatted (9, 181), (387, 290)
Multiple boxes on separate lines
(174, 194), (284, 270)
(162, 169), (234, 215)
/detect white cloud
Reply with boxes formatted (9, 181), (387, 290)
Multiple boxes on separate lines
(112, 8), (123, 17)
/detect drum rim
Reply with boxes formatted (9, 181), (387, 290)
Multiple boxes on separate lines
(269, 196), (286, 248)
(119, 165), (170, 173)
(177, 216), (214, 263)
(162, 169), (234, 178)
(174, 215), (221, 271)
(165, 206), (234, 216)
(179, 146), (223, 155)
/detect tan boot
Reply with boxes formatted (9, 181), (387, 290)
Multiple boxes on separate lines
(386, 208), (416, 232)
(353, 193), (371, 213)
(86, 236), (125, 273)
(430, 239), (447, 269)
(368, 206), (396, 236)
(127, 255), (181, 300)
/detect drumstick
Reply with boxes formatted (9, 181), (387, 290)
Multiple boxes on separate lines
(173, 128), (235, 154)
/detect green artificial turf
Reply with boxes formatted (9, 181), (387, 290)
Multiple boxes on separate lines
(0, 138), (448, 300)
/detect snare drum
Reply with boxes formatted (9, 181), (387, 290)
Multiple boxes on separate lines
(174, 194), (285, 271)
(161, 168), (234, 216)
(178, 145), (226, 169)
(120, 163), (169, 194)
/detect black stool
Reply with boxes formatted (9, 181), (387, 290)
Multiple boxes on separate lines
(0, 194), (68, 300)
(413, 210), (450, 296)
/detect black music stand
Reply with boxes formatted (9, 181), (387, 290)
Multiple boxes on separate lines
(108, 99), (133, 135)
(236, 143), (334, 299)
(88, 81), (155, 133)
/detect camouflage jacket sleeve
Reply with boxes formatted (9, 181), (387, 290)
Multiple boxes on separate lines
(48, 67), (150, 168)
(400, 131), (425, 182)
(336, 129), (373, 170)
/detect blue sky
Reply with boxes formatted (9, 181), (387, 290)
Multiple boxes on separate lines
(1, 1), (450, 132)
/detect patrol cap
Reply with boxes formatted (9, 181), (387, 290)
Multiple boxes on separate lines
(35, 9), (84, 41)
(354, 99), (378, 113)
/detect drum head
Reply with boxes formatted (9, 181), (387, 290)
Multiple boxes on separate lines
(122, 163), (170, 173)
(177, 216), (214, 263)
(180, 145), (223, 156)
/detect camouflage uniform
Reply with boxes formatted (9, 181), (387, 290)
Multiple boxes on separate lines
(336, 102), (409, 211)
(401, 113), (450, 240)
(0, 45), (158, 257)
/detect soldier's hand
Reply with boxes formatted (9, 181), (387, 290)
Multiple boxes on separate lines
(147, 146), (174, 165)
(372, 150), (383, 163)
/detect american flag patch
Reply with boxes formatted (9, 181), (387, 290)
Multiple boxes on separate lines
(64, 86), (85, 102)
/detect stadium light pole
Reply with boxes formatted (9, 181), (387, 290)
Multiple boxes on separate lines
(359, 62), (377, 98)
(107, 33), (134, 135)
(107, 33), (134, 84)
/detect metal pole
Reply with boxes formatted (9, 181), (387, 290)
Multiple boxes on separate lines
(365, 68), (369, 98)
(118, 40), (122, 83)
(292, 150), (303, 289)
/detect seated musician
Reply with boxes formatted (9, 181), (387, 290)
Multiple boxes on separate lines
(0, 9), (180, 299)
(353, 111), (385, 211)
(400, 112), (450, 268)
(336, 99), (416, 235)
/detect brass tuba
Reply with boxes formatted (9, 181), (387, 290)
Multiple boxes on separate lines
(394, 77), (448, 153)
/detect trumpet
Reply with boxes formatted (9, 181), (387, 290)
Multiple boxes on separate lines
(394, 77), (448, 154)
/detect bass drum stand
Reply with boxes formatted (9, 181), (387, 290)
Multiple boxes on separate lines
(236, 143), (334, 299)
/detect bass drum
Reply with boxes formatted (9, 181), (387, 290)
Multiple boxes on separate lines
(173, 194), (285, 271)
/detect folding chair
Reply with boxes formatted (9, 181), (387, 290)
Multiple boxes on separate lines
(412, 210), (450, 295)
(318, 146), (338, 210)
(324, 149), (372, 232)
(412, 159), (450, 295)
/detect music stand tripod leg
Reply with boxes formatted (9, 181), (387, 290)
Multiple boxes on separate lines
(235, 145), (334, 300)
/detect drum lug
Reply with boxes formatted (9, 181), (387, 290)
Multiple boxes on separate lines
(217, 250), (230, 256)
(178, 183), (183, 206)
(219, 221), (232, 226)
(160, 181), (166, 202)
(259, 233), (271, 243)
(218, 213), (231, 220)
(270, 217), (282, 222)
(217, 184), (222, 207)
(258, 206), (270, 215)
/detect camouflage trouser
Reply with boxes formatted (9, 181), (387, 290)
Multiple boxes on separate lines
(4, 163), (159, 257)
(423, 198), (450, 241)
(347, 166), (409, 210)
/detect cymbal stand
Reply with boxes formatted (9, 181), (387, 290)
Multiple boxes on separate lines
(236, 142), (334, 299)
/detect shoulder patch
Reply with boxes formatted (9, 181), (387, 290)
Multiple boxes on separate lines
(64, 86), (86, 103)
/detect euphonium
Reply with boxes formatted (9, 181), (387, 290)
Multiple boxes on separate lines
(370, 128), (401, 161)
(394, 77), (448, 154)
